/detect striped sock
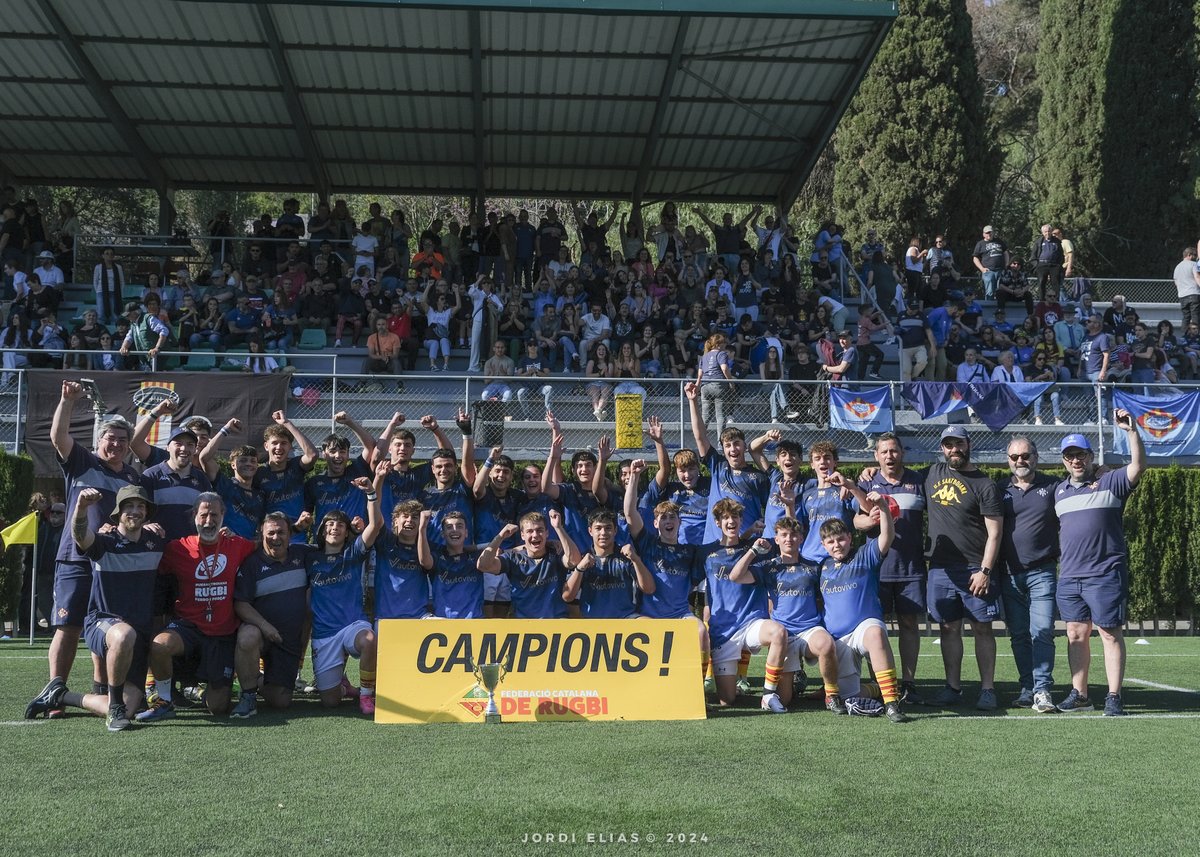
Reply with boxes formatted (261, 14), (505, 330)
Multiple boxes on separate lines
(877, 668), (899, 705)
(700, 655), (710, 680)
(359, 669), (376, 697)
(738, 650), (751, 678)
(764, 664), (782, 693)
(824, 682), (839, 697)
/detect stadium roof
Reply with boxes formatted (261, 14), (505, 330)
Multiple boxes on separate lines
(0, 0), (896, 209)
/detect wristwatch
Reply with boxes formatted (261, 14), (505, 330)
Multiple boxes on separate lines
(979, 567), (992, 577)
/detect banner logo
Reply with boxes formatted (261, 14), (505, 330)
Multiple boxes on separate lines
(1138, 408), (1180, 439)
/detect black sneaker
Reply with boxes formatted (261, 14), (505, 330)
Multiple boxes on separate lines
(1103, 692), (1126, 717)
(106, 703), (132, 732)
(885, 701), (911, 723)
(1057, 688), (1093, 713)
(825, 693), (847, 715)
(25, 676), (66, 719)
(899, 681), (924, 705)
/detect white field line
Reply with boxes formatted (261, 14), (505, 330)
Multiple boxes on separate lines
(1125, 677), (1200, 695)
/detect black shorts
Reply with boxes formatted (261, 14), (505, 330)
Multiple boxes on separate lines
(262, 635), (304, 690)
(84, 613), (150, 689)
(166, 620), (236, 689)
(52, 561), (92, 627)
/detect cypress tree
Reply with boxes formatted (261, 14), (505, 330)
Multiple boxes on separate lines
(832, 0), (997, 261)
(1033, 0), (1198, 276)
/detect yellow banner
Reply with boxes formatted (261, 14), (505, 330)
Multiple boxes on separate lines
(375, 619), (705, 724)
(614, 393), (643, 449)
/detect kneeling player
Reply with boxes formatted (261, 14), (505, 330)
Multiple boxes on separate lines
(703, 499), (788, 712)
(307, 462), (387, 714)
(477, 510), (579, 618)
(563, 509), (655, 618)
(731, 517), (841, 711)
(418, 510), (484, 618)
(818, 496), (909, 723)
(231, 513), (314, 717)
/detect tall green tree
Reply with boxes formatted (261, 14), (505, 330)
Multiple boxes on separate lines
(1034, 0), (1198, 276)
(832, 0), (997, 262)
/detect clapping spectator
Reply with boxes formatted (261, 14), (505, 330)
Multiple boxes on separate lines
(191, 296), (225, 351)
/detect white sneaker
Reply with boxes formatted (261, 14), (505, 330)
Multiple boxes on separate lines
(1055, 418), (1066, 426)
(1032, 690), (1057, 713)
(761, 692), (786, 713)
(334, 339), (342, 347)
(1034, 417), (1043, 425)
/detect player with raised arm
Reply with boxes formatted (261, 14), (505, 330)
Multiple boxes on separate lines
(27, 486), (164, 731)
(303, 411), (378, 534)
(703, 498), (789, 712)
(798, 441), (874, 563)
(199, 420), (264, 540)
(540, 410), (608, 552)
(372, 412), (454, 513)
(563, 509), (655, 618)
(472, 444), (520, 617)
(749, 430), (805, 540)
(819, 493), (910, 723)
(256, 409), (319, 543)
(686, 381), (772, 543)
(1055, 419), (1145, 717)
(26, 381), (143, 719)
(642, 415), (710, 546)
(623, 458), (707, 670)
(477, 510), (580, 619)
(306, 461), (388, 715)
(418, 509), (485, 619)
(419, 408), (477, 551)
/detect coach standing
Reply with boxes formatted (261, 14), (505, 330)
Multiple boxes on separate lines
(1054, 420), (1144, 716)
(925, 426), (1003, 710)
(999, 437), (1060, 714)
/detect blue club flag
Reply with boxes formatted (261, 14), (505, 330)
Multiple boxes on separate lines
(829, 385), (894, 433)
(900, 382), (970, 419)
(1112, 390), (1200, 456)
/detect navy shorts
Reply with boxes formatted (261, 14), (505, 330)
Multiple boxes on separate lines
(52, 561), (92, 627)
(928, 566), (1000, 624)
(879, 579), (926, 616)
(166, 620), (236, 689)
(84, 613), (150, 688)
(1056, 574), (1126, 628)
(261, 635), (303, 690)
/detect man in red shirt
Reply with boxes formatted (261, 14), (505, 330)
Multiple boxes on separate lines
(138, 492), (257, 721)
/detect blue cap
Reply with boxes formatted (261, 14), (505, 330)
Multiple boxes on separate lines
(939, 426), (969, 442)
(168, 427), (198, 444)
(1060, 434), (1092, 453)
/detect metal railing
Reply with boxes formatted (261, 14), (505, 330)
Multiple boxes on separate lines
(0, 356), (1169, 465)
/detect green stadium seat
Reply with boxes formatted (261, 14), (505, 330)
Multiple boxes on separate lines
(183, 350), (217, 371)
(297, 328), (327, 350)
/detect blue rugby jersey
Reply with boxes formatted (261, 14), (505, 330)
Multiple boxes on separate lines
(430, 548), (484, 619)
(702, 542), (769, 647)
(373, 529), (430, 619)
(496, 548), (569, 619)
(819, 540), (883, 639)
(306, 535), (371, 639)
(634, 528), (701, 619)
(700, 449), (771, 544)
(1054, 469), (1135, 580)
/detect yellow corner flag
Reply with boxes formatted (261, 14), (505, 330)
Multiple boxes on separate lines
(1, 511), (39, 547)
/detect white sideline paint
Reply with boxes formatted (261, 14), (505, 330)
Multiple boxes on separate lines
(1125, 677), (1200, 695)
(943, 713), (1200, 721)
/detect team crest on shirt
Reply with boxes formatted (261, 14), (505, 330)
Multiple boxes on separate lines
(930, 478), (967, 506)
(1037, 488), (1048, 497)
(194, 555), (229, 579)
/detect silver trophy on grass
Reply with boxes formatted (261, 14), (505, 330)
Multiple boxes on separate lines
(470, 659), (510, 724)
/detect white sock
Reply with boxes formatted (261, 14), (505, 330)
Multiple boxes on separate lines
(155, 679), (173, 702)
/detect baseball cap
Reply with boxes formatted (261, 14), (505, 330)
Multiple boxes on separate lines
(983, 225), (995, 233)
(1063, 304), (1077, 314)
(1060, 434), (1093, 453)
(168, 427), (198, 444)
(110, 484), (156, 523)
(939, 426), (970, 442)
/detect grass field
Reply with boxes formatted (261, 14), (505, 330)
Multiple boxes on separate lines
(3, 635), (1199, 857)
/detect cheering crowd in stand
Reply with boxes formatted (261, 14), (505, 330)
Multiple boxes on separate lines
(17, 373), (1146, 729)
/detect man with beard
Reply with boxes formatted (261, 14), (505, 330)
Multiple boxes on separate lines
(231, 513), (313, 717)
(138, 493), (257, 721)
(26, 486), (163, 731)
(142, 427), (212, 540)
(26, 382), (142, 718)
(1055, 421), (1145, 717)
(854, 433), (927, 704)
(999, 437), (1061, 713)
(925, 427), (1003, 710)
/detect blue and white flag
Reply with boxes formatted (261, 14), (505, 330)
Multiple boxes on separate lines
(900, 382), (969, 418)
(1112, 390), (1200, 456)
(968, 382), (1053, 431)
(830, 385), (894, 433)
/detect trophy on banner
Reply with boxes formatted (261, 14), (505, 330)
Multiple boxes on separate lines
(470, 659), (510, 724)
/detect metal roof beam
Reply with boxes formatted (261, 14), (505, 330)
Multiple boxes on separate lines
(468, 9), (486, 215)
(776, 19), (893, 212)
(631, 17), (690, 215)
(30, 0), (169, 193)
(676, 66), (810, 145)
(686, 28), (878, 62)
(255, 3), (331, 201)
